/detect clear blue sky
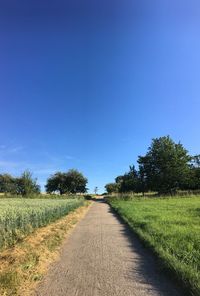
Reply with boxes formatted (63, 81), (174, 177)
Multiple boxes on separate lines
(0, 1), (200, 193)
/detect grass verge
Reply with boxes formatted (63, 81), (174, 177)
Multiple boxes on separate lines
(0, 201), (91, 296)
(109, 196), (200, 296)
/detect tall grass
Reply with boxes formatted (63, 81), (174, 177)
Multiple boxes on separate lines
(0, 198), (84, 250)
(110, 196), (200, 295)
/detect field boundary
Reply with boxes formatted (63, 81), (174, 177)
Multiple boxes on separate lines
(0, 201), (91, 296)
(108, 200), (193, 296)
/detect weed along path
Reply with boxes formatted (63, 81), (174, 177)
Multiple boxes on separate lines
(35, 200), (182, 296)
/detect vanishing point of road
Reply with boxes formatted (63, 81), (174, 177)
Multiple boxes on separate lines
(35, 199), (182, 296)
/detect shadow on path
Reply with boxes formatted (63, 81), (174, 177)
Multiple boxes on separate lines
(36, 198), (186, 296)
(99, 198), (186, 296)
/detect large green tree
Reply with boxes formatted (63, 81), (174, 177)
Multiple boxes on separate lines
(46, 169), (88, 194)
(138, 136), (191, 194)
(45, 172), (67, 195)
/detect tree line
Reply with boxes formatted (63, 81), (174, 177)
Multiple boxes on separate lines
(0, 171), (40, 196)
(0, 169), (88, 196)
(105, 136), (200, 195)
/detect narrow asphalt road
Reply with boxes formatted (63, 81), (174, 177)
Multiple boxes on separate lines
(35, 200), (182, 296)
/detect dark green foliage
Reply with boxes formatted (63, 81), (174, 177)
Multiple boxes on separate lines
(105, 136), (200, 195)
(188, 155), (200, 190)
(105, 166), (140, 194)
(0, 171), (40, 196)
(106, 165), (146, 194)
(138, 136), (191, 194)
(105, 183), (119, 194)
(45, 169), (88, 195)
(45, 172), (67, 195)
(117, 165), (139, 193)
(15, 171), (40, 196)
(0, 174), (16, 194)
(84, 195), (92, 200)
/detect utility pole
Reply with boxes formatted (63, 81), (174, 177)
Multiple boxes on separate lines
(94, 186), (98, 195)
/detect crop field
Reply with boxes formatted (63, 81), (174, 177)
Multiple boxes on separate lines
(110, 196), (200, 295)
(0, 198), (84, 250)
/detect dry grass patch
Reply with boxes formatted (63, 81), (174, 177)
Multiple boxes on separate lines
(0, 202), (91, 296)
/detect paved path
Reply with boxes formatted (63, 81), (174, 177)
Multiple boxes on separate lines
(35, 200), (182, 296)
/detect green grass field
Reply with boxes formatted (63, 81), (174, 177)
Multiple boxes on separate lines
(110, 196), (200, 295)
(0, 198), (85, 250)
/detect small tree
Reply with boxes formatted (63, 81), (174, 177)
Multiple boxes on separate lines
(0, 174), (16, 194)
(94, 187), (98, 195)
(116, 165), (139, 193)
(187, 155), (200, 190)
(15, 171), (40, 196)
(105, 183), (119, 194)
